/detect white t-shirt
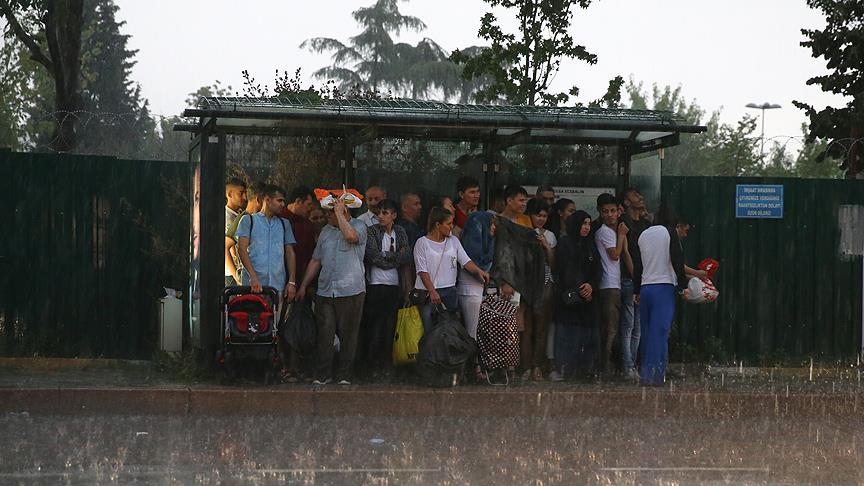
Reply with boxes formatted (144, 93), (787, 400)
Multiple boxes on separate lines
(369, 231), (399, 286)
(414, 236), (472, 290)
(638, 226), (677, 286)
(595, 224), (621, 290)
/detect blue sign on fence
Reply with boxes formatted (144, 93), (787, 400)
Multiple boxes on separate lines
(736, 184), (784, 219)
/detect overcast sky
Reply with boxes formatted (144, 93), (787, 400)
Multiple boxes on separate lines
(115, 0), (847, 150)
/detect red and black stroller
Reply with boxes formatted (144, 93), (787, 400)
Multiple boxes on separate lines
(215, 286), (282, 384)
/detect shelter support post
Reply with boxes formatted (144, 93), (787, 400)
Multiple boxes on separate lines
(198, 130), (226, 366)
(481, 141), (495, 210)
(342, 135), (356, 187)
(617, 145), (632, 194)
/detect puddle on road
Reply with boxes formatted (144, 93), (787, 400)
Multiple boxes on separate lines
(1, 414), (861, 484)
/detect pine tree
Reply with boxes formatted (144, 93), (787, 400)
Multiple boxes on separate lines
(75, 0), (155, 157)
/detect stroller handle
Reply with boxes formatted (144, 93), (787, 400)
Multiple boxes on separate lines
(223, 285), (280, 302)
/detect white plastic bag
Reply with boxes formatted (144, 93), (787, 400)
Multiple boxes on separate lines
(686, 277), (719, 304)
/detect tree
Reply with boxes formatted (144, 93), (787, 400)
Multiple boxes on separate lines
(1, 0), (84, 151)
(451, 0), (620, 106)
(627, 79), (722, 176)
(3, 0), (159, 157)
(793, 0), (864, 178)
(74, 0), (155, 157)
(301, 0), (425, 93)
(301, 0), (478, 102)
(713, 116), (761, 176)
(0, 35), (33, 148)
(791, 123), (843, 178)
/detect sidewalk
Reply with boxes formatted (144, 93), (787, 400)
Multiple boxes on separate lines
(2, 358), (863, 418)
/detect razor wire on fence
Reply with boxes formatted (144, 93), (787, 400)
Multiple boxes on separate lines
(8, 109), (194, 162)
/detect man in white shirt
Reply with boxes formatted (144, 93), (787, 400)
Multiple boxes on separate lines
(224, 177), (247, 287)
(357, 185), (386, 227)
(594, 193), (628, 374)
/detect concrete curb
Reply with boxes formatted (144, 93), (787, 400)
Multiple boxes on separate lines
(3, 387), (862, 418)
(0, 358), (151, 370)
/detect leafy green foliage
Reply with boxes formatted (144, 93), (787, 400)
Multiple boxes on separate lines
(793, 0), (864, 176)
(2, 0), (159, 157)
(628, 79), (841, 178)
(451, 0), (620, 106)
(0, 38), (33, 148)
(301, 0), (472, 101)
(1, 0), (84, 151)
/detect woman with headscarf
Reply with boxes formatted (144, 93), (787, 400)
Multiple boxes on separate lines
(457, 211), (497, 339)
(550, 210), (601, 381)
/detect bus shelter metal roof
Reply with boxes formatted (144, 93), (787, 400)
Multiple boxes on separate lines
(177, 96), (706, 155)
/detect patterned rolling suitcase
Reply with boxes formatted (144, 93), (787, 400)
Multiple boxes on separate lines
(476, 292), (520, 374)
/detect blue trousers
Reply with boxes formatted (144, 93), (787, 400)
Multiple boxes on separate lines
(638, 284), (676, 386)
(619, 279), (641, 371)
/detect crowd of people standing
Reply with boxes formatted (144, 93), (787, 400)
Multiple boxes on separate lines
(223, 175), (701, 386)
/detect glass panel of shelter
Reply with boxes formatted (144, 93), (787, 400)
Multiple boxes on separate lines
(219, 133), (624, 222)
(354, 140), (621, 220)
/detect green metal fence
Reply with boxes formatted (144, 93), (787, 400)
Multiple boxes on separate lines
(2, 151), (861, 363)
(663, 176), (864, 363)
(0, 150), (190, 359)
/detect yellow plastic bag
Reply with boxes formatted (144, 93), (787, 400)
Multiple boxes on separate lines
(393, 305), (424, 365)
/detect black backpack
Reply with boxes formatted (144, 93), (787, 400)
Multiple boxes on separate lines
(416, 309), (478, 388)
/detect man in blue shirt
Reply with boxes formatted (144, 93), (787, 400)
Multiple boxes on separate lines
(236, 185), (298, 302)
(298, 196), (367, 385)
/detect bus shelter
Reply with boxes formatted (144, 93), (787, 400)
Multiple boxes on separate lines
(176, 97), (706, 359)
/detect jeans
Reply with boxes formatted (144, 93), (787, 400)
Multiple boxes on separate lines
(639, 284), (676, 386)
(419, 286), (459, 334)
(619, 279), (641, 371)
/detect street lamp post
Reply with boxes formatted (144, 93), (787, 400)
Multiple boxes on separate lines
(746, 102), (782, 159)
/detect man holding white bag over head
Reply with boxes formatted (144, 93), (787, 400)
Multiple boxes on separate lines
(298, 189), (367, 386)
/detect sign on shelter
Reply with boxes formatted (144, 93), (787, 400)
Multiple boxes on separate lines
(736, 184), (783, 219)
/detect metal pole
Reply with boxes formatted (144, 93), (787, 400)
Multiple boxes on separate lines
(760, 107), (766, 160)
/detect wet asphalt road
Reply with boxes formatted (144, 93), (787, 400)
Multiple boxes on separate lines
(2, 412), (862, 485)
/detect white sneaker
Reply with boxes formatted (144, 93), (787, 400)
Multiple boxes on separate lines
(312, 378), (332, 385)
(549, 370), (564, 382)
(337, 379), (351, 386)
(625, 368), (640, 381)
